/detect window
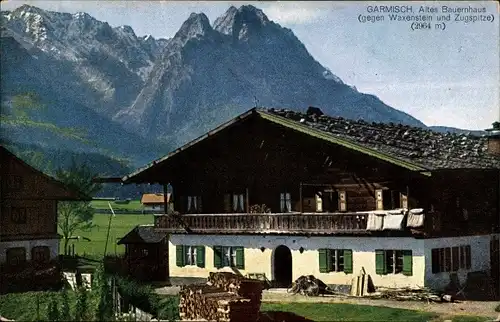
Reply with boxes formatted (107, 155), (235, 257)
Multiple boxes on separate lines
(319, 249), (352, 273)
(32, 246), (50, 263)
(280, 192), (292, 212)
(6, 175), (23, 191)
(382, 190), (401, 210)
(315, 193), (323, 212)
(375, 249), (412, 276)
(213, 246), (244, 269)
(232, 194), (245, 212)
(223, 193), (246, 212)
(187, 196), (202, 213)
(338, 191), (347, 212)
(185, 246), (197, 266)
(11, 207), (26, 224)
(176, 245), (205, 268)
(6, 247), (26, 266)
(400, 193), (408, 209)
(431, 245), (471, 273)
(375, 190), (384, 210)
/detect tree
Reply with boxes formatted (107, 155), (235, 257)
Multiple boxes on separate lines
(56, 159), (102, 255)
(95, 264), (114, 321)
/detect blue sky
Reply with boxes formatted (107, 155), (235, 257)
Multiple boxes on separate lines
(2, 1), (499, 130)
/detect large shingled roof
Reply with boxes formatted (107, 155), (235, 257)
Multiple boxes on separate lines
(122, 108), (500, 183)
(266, 108), (500, 170)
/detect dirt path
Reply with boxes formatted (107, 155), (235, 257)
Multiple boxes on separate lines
(262, 291), (500, 319)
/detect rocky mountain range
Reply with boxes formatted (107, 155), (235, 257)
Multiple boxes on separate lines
(1, 4), (464, 168)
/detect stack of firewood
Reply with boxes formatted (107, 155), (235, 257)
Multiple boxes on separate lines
(366, 286), (446, 302)
(179, 272), (263, 321)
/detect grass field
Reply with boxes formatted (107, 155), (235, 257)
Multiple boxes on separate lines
(0, 291), (77, 321)
(62, 213), (153, 257)
(1, 293), (491, 322)
(90, 199), (143, 211)
(260, 303), (490, 322)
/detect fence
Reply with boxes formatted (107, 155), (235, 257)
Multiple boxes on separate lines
(93, 209), (158, 215)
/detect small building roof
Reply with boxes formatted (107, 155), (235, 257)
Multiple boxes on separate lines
(117, 224), (166, 245)
(141, 193), (170, 204)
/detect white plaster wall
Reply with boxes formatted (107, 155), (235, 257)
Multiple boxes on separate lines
(169, 234), (425, 288)
(423, 234), (497, 291)
(144, 205), (164, 211)
(0, 238), (59, 263)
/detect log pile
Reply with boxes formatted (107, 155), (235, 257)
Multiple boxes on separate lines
(179, 272), (263, 321)
(366, 287), (451, 302)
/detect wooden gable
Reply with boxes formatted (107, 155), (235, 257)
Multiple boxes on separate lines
(0, 147), (89, 201)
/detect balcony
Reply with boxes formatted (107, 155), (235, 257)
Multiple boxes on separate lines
(154, 212), (369, 235)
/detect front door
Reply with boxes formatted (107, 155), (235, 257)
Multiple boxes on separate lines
(273, 245), (292, 288)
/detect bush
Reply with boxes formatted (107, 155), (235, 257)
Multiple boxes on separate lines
(115, 277), (179, 320)
(156, 295), (179, 321)
(495, 303), (500, 312)
(60, 289), (72, 321)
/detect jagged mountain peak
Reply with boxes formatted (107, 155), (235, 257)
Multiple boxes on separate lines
(13, 4), (45, 15)
(213, 4), (270, 40)
(174, 12), (212, 42)
(115, 25), (137, 37)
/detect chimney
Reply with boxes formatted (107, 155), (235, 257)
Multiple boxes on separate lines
(485, 121), (500, 156)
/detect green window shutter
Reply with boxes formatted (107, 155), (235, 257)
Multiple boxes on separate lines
(402, 250), (413, 276)
(176, 245), (185, 267)
(319, 249), (329, 273)
(343, 249), (353, 274)
(213, 246), (222, 269)
(235, 247), (245, 269)
(196, 246), (205, 268)
(375, 249), (386, 275)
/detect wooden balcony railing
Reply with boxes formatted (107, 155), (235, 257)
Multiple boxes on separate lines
(154, 212), (369, 235)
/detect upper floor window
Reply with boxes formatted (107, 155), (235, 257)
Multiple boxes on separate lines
(11, 207), (27, 224)
(400, 192), (408, 209)
(187, 196), (202, 213)
(232, 194), (245, 212)
(6, 247), (26, 266)
(376, 189), (409, 210)
(338, 191), (347, 212)
(6, 175), (23, 191)
(280, 192), (292, 212)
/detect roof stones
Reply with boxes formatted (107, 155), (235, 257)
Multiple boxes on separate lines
(267, 108), (500, 170)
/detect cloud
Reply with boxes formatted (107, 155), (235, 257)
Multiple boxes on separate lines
(261, 2), (345, 25)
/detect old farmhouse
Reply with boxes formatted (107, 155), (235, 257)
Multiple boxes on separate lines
(141, 193), (171, 212)
(0, 146), (89, 292)
(120, 108), (500, 295)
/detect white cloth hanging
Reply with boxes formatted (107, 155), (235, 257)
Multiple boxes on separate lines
(407, 208), (424, 228)
(366, 213), (384, 230)
(383, 214), (405, 230)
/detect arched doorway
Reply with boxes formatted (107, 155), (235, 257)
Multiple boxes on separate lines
(273, 245), (292, 288)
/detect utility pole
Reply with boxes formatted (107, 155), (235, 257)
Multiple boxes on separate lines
(104, 202), (116, 256)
